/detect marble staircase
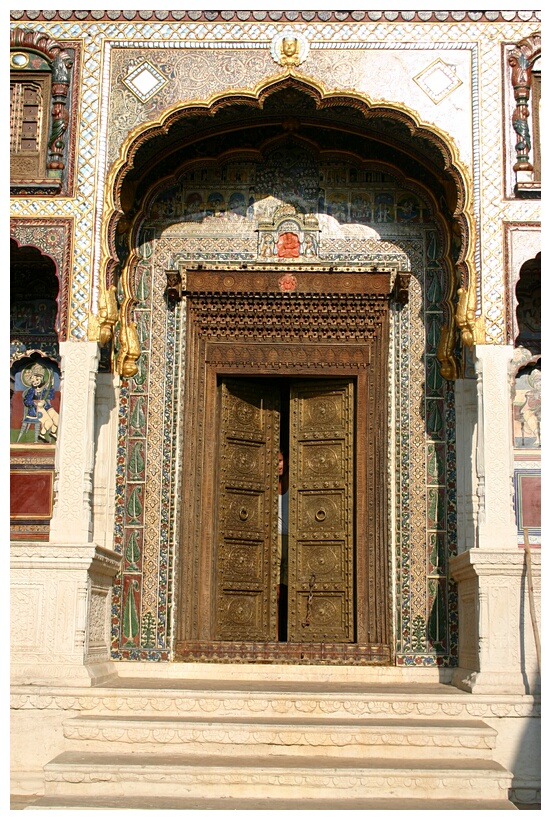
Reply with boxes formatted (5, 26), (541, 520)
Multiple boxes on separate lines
(20, 667), (519, 810)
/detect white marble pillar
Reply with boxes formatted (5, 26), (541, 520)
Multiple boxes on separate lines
(451, 344), (540, 694)
(472, 345), (518, 549)
(92, 372), (121, 549)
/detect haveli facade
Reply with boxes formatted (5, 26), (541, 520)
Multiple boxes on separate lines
(10, 9), (541, 809)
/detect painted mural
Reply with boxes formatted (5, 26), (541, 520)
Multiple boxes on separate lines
(11, 359), (61, 445)
(148, 150), (430, 243)
(513, 366), (541, 449)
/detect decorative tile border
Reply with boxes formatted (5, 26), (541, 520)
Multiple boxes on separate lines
(10, 11), (541, 24)
(393, 232), (457, 666)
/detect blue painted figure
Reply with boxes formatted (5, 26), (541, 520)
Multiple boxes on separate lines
(18, 362), (59, 443)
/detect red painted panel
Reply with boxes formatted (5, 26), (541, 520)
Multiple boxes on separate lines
(520, 474), (541, 528)
(10, 470), (53, 517)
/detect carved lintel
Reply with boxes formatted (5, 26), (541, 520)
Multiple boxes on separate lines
(166, 269), (183, 302)
(206, 342), (371, 370)
(392, 272), (411, 305)
(184, 268), (394, 297)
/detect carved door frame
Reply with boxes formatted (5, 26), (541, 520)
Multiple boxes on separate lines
(174, 265), (402, 664)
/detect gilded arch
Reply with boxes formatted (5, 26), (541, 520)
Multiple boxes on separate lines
(93, 73), (478, 380)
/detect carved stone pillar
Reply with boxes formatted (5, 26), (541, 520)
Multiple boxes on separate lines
(92, 372), (120, 549)
(451, 345), (540, 694)
(49, 341), (100, 544)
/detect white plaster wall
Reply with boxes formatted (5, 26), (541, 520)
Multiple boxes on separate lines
(317, 48), (474, 167)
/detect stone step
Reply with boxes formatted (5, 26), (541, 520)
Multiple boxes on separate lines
(53, 678), (499, 722)
(23, 794), (519, 810)
(63, 713), (497, 759)
(43, 751), (512, 801)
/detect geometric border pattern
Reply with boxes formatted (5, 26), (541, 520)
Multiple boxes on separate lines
(10, 11), (541, 24)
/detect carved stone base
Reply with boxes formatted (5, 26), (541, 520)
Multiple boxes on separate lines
(10, 542), (121, 687)
(514, 169), (541, 199)
(450, 548), (540, 695)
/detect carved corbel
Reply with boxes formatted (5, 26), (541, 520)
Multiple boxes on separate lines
(455, 284), (482, 348)
(97, 285), (119, 347)
(116, 319), (140, 378)
(437, 324), (459, 381)
(87, 283), (119, 347)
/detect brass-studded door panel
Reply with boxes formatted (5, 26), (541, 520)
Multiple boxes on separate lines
(288, 379), (355, 643)
(216, 380), (280, 641)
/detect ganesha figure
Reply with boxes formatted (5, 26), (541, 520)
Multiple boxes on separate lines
(277, 231), (300, 258)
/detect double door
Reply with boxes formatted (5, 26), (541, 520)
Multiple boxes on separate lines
(216, 377), (355, 643)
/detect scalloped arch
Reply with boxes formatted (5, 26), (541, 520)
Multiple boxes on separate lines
(97, 72), (478, 378)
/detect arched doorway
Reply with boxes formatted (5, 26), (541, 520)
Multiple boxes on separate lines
(103, 80), (474, 665)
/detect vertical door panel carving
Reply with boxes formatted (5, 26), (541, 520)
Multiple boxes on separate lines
(288, 379), (355, 642)
(216, 379), (280, 640)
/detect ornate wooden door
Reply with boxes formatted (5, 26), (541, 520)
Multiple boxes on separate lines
(215, 379), (280, 641)
(288, 379), (355, 642)
(216, 377), (355, 644)
(177, 268), (394, 663)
